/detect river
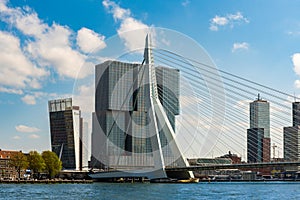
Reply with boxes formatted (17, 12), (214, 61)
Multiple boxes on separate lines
(0, 182), (300, 199)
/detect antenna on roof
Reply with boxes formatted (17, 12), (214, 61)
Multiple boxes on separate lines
(294, 92), (296, 102)
(257, 93), (260, 100)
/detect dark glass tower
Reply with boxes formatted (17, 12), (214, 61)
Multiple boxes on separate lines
(48, 98), (82, 170)
(293, 102), (300, 127)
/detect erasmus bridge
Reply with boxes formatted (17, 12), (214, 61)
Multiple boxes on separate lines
(89, 32), (300, 181)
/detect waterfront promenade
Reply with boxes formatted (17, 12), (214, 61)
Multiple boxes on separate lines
(0, 179), (93, 184)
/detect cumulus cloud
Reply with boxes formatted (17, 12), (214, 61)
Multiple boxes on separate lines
(15, 125), (40, 133)
(0, 86), (23, 94)
(25, 23), (88, 79)
(295, 80), (300, 89)
(21, 91), (71, 105)
(77, 27), (106, 53)
(21, 94), (36, 105)
(232, 42), (249, 52)
(210, 12), (249, 31)
(102, 0), (149, 51)
(29, 134), (40, 139)
(292, 53), (300, 76)
(0, 0), (98, 89)
(0, 31), (48, 89)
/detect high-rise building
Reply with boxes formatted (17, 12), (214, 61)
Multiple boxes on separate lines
(48, 98), (88, 170)
(293, 102), (300, 127)
(283, 126), (300, 161)
(90, 35), (193, 180)
(156, 66), (180, 131)
(247, 94), (271, 163)
(283, 101), (300, 167)
(91, 60), (180, 169)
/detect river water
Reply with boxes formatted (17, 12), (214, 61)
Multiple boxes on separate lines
(0, 182), (300, 199)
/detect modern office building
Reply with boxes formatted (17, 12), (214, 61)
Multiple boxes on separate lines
(91, 61), (180, 169)
(155, 66), (180, 131)
(283, 126), (300, 161)
(90, 35), (193, 180)
(48, 98), (88, 170)
(247, 94), (271, 163)
(293, 102), (300, 127)
(283, 102), (300, 168)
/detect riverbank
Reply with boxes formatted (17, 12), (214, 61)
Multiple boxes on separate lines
(0, 179), (93, 184)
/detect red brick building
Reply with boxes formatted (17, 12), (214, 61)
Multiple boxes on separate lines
(0, 149), (26, 180)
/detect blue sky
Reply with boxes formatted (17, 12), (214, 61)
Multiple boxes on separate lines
(1, 0), (300, 153)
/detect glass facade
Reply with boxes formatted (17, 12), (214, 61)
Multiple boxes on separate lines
(283, 126), (300, 161)
(247, 96), (271, 163)
(156, 66), (180, 131)
(293, 102), (300, 127)
(283, 103), (300, 163)
(93, 61), (180, 169)
(247, 128), (264, 163)
(48, 98), (83, 170)
(250, 99), (270, 138)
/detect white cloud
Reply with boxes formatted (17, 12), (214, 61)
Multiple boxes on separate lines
(182, 0), (190, 7)
(232, 42), (249, 52)
(0, 0), (94, 84)
(102, 0), (149, 51)
(0, 86), (23, 94)
(20, 91), (71, 105)
(29, 134), (40, 139)
(292, 53), (300, 76)
(15, 125), (40, 133)
(0, 31), (48, 89)
(25, 23), (88, 79)
(77, 27), (106, 53)
(21, 94), (36, 105)
(294, 80), (300, 88)
(12, 135), (21, 140)
(102, 0), (130, 20)
(210, 12), (249, 31)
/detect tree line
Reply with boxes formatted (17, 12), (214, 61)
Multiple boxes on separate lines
(9, 150), (62, 180)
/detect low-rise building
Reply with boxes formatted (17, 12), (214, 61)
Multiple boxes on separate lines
(0, 149), (26, 180)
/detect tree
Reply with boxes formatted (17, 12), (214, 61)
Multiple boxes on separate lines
(28, 151), (45, 179)
(42, 151), (62, 179)
(9, 152), (29, 180)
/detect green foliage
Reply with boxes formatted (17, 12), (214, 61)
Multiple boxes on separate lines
(9, 152), (29, 180)
(28, 151), (46, 176)
(42, 151), (62, 178)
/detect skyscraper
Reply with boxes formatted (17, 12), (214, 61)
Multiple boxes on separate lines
(247, 94), (271, 163)
(90, 35), (193, 180)
(91, 61), (180, 169)
(283, 126), (300, 161)
(48, 98), (88, 170)
(293, 102), (300, 127)
(283, 101), (300, 167)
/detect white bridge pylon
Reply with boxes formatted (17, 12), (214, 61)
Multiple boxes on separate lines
(144, 34), (194, 179)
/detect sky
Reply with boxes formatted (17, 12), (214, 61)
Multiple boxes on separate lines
(1, 0), (300, 154)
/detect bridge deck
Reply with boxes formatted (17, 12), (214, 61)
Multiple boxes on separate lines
(165, 161), (300, 171)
